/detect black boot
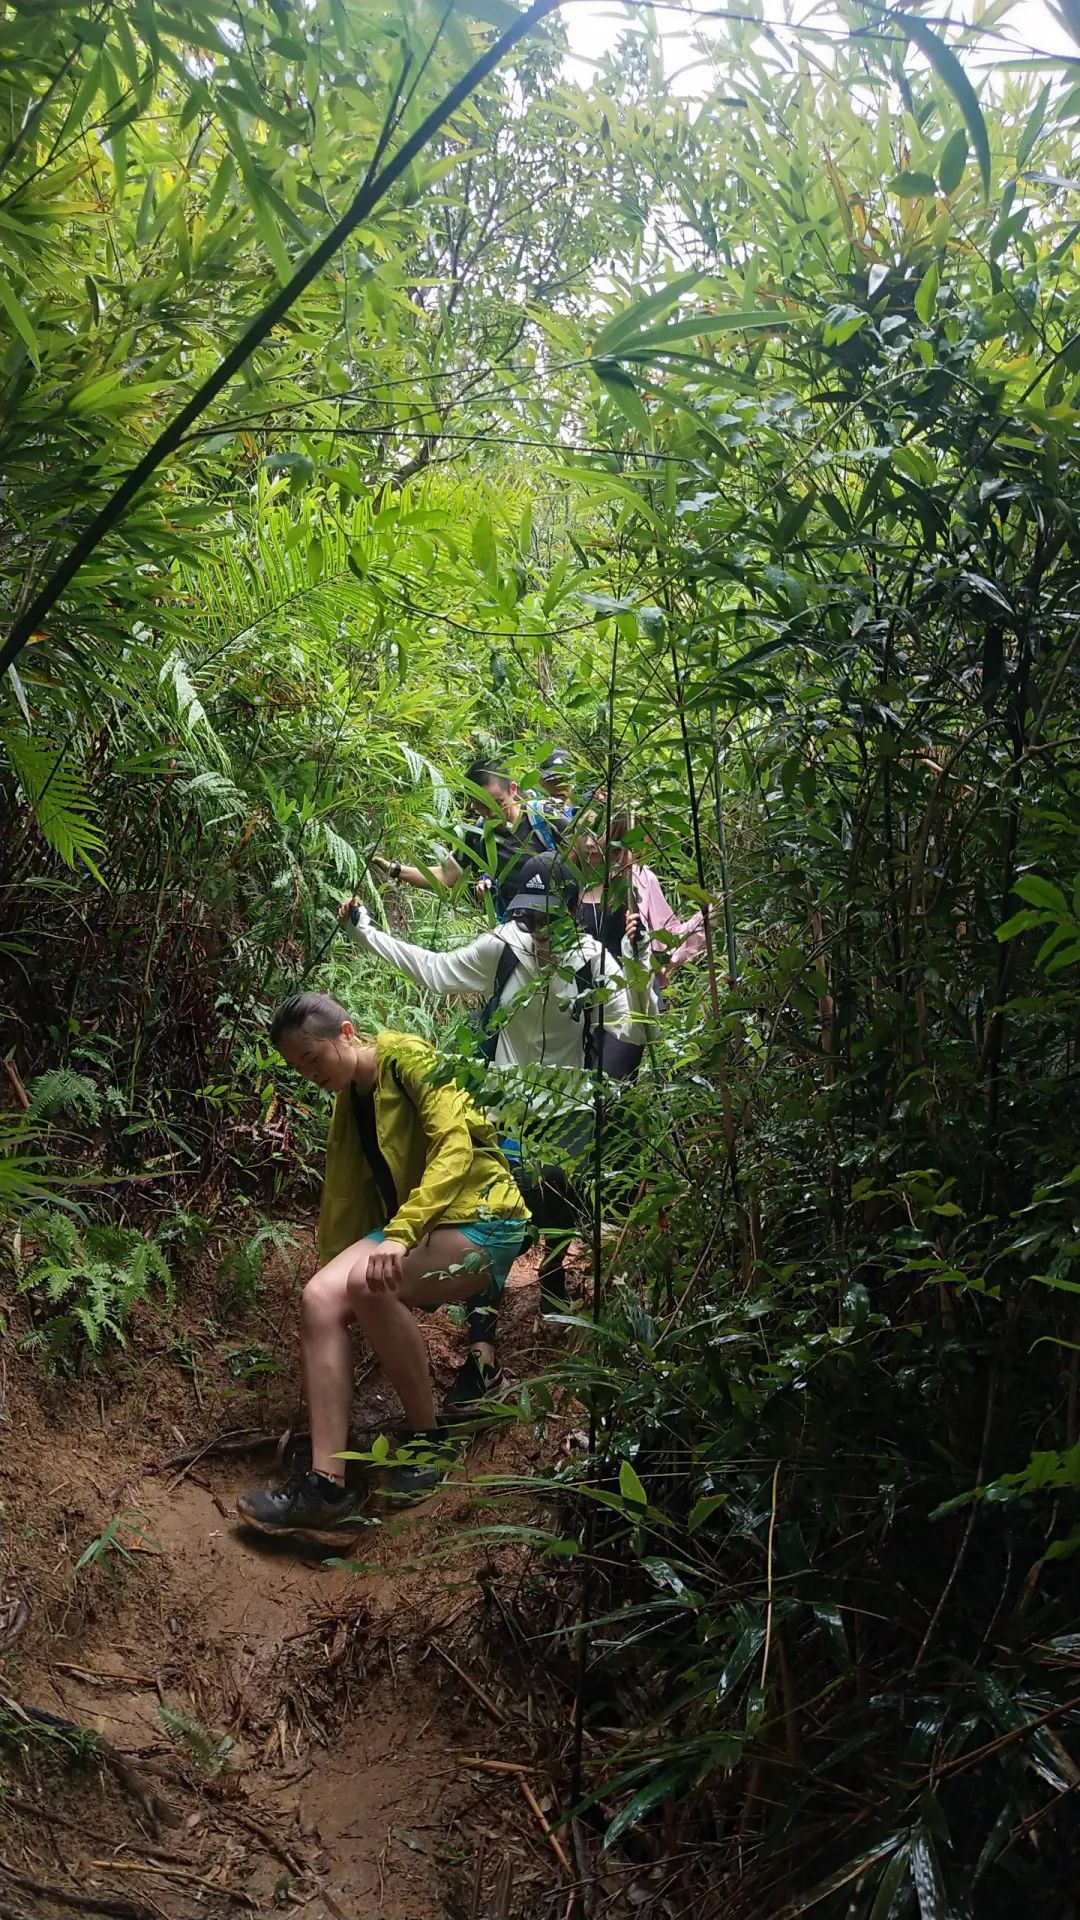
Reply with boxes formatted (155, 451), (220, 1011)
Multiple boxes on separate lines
(379, 1429), (457, 1502)
(236, 1470), (359, 1536)
(442, 1352), (508, 1422)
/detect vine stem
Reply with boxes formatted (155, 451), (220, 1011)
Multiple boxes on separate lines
(0, 0), (565, 679)
(759, 1460), (782, 1692)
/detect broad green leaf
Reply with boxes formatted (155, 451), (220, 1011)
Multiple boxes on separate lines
(1014, 873), (1068, 914)
(0, 273), (40, 367)
(592, 266), (703, 355)
(595, 362), (652, 439)
(938, 127), (969, 194)
(914, 262), (939, 324)
(619, 1458), (647, 1507)
(996, 905), (1050, 942)
(604, 1764), (688, 1848)
(892, 12), (992, 198)
(892, 171), (937, 198)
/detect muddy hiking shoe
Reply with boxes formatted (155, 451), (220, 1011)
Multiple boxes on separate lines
(379, 1429), (457, 1503)
(441, 1354), (507, 1423)
(236, 1470), (362, 1536)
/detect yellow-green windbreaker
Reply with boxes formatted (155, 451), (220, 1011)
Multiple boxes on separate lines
(317, 1032), (528, 1263)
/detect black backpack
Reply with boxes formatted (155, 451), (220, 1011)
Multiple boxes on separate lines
(476, 942), (642, 1079)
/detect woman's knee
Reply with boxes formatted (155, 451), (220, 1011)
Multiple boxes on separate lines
(344, 1261), (390, 1316)
(301, 1266), (349, 1324)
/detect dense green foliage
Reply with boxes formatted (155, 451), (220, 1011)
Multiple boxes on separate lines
(4, 0), (1080, 1912)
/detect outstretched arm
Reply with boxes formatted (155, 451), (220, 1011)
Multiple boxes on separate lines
(341, 900), (500, 998)
(374, 853), (463, 893)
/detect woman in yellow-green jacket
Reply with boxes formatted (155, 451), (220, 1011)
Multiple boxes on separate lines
(237, 993), (528, 1533)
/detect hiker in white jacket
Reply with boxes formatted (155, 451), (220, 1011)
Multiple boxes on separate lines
(339, 855), (632, 1414)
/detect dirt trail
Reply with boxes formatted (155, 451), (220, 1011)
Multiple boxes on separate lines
(0, 1247), (582, 1920)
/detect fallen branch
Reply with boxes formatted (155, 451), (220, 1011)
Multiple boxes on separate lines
(0, 1596), (29, 1655)
(205, 1798), (307, 1879)
(0, 1799), (191, 1868)
(2, 1059), (29, 1110)
(158, 1429), (287, 1474)
(51, 1665), (159, 1690)
(0, 1695), (177, 1835)
(88, 1859), (255, 1908)
(457, 1754), (533, 1774)
(428, 1640), (508, 1726)
(0, 1855), (158, 1920)
(518, 1778), (572, 1880)
(206, 1797), (347, 1920)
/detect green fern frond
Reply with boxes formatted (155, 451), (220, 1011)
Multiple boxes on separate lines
(2, 729), (106, 878)
(321, 822), (361, 884)
(159, 651), (229, 770)
(28, 1068), (103, 1124)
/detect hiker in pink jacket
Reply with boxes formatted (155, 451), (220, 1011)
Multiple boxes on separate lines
(570, 805), (706, 1011)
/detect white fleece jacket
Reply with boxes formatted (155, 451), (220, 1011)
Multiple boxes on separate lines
(342, 910), (631, 1073)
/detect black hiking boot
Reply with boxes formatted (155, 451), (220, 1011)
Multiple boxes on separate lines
(441, 1354), (507, 1423)
(236, 1470), (361, 1537)
(378, 1429), (456, 1503)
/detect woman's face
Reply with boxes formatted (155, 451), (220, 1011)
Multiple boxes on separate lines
(571, 819), (604, 873)
(278, 1019), (371, 1094)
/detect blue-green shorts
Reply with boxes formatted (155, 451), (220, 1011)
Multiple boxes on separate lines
(367, 1218), (527, 1312)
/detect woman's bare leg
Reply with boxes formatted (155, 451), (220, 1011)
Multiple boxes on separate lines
(346, 1229), (494, 1434)
(298, 1240), (373, 1479)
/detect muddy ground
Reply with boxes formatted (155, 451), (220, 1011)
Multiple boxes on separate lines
(0, 1235), (647, 1920)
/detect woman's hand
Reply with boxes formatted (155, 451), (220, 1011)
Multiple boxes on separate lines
(625, 908), (640, 945)
(364, 1239), (408, 1292)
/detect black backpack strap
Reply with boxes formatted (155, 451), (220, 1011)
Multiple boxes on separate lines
(573, 959), (596, 1066)
(477, 941), (521, 1059)
(350, 1084), (399, 1224)
(573, 956), (643, 1080)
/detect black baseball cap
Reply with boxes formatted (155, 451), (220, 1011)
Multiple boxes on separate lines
(503, 853), (580, 919)
(540, 749), (574, 774)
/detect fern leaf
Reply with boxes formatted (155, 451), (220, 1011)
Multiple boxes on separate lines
(28, 1068), (103, 1124)
(322, 822), (361, 884)
(159, 652), (229, 769)
(2, 730), (106, 878)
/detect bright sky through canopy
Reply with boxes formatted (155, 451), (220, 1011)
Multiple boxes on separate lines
(563, 0), (1078, 92)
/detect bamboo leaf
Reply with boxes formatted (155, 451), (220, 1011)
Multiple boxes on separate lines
(868, 1843), (913, 1920)
(619, 1459), (648, 1508)
(0, 272), (40, 367)
(892, 12), (992, 198)
(911, 1828), (948, 1918)
(592, 267), (703, 355)
(604, 1764), (689, 1849)
(595, 362), (652, 440)
(612, 309), (790, 356)
(938, 127), (969, 194)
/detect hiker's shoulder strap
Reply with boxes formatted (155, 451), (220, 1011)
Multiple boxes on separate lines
(525, 797), (556, 853)
(477, 938), (522, 1050)
(493, 938), (521, 1003)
